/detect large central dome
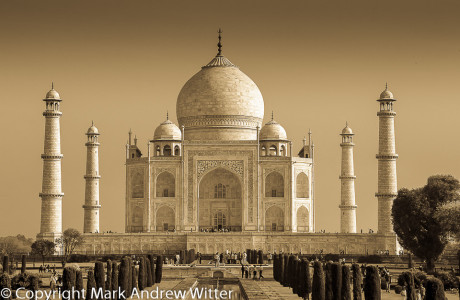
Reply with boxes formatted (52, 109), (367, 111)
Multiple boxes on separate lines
(176, 43), (264, 140)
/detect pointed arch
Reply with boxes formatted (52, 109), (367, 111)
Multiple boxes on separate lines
(265, 171), (284, 197)
(156, 206), (175, 231)
(156, 171), (175, 197)
(297, 206), (309, 232)
(296, 172), (309, 198)
(265, 205), (284, 231)
(131, 171), (144, 198)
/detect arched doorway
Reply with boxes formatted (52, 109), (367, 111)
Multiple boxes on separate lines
(199, 168), (242, 231)
(265, 206), (284, 231)
(156, 206), (175, 231)
(297, 206), (309, 232)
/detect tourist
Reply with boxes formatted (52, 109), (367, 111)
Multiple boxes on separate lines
(383, 268), (390, 293)
(258, 265), (264, 280)
(252, 265), (257, 280)
(241, 264), (245, 278)
(245, 265), (249, 278)
(175, 253), (180, 265)
(197, 252), (202, 264)
(214, 252), (220, 267)
(268, 251), (272, 263)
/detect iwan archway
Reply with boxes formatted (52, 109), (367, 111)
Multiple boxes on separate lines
(198, 167), (242, 231)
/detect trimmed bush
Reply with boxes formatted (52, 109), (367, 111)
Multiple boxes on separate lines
(293, 258), (300, 295)
(394, 285), (403, 294)
(425, 277), (445, 300)
(146, 257), (152, 287)
(132, 265), (138, 292)
(2, 255), (9, 275)
(118, 258), (129, 299)
(106, 260), (112, 291)
(21, 255), (26, 274)
(380, 278), (387, 290)
(277, 254), (284, 284)
(155, 256), (163, 283)
(258, 250), (264, 264)
(68, 254), (91, 263)
(94, 261), (105, 298)
(363, 266), (380, 300)
(341, 265), (351, 300)
(408, 253), (413, 268)
(324, 254), (339, 262)
(312, 261), (325, 300)
(86, 270), (97, 300)
(331, 262), (342, 300)
(29, 274), (39, 293)
(150, 256), (155, 285)
(63, 267), (77, 294)
(351, 264), (362, 300)
(127, 259), (133, 297)
(325, 262), (333, 300)
(298, 259), (311, 299)
(111, 261), (118, 293)
(282, 254), (289, 287)
(138, 257), (145, 290)
(432, 270), (459, 290)
(75, 270), (83, 300)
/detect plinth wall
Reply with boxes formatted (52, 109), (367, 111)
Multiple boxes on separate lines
(76, 232), (398, 255)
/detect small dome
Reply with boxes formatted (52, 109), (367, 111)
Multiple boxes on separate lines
(342, 125), (353, 135)
(154, 120), (182, 141)
(259, 120), (287, 140)
(87, 124), (99, 135)
(379, 86), (394, 100)
(45, 88), (61, 100)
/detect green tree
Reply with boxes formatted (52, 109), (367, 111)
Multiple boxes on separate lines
(55, 228), (84, 265)
(31, 240), (55, 265)
(392, 175), (460, 272)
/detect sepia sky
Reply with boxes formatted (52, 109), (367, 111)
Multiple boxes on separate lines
(1, 0), (460, 238)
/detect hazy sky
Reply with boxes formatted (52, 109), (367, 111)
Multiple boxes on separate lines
(1, 0), (460, 238)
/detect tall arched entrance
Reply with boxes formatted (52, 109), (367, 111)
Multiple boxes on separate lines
(199, 168), (242, 231)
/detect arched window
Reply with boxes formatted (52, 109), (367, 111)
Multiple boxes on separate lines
(214, 183), (226, 198)
(213, 211), (227, 230)
(156, 146), (160, 156)
(280, 145), (286, 156)
(297, 206), (309, 232)
(174, 145), (180, 156)
(296, 172), (309, 198)
(133, 206), (143, 224)
(156, 172), (175, 197)
(265, 172), (284, 197)
(269, 145), (277, 156)
(163, 145), (171, 156)
(131, 171), (144, 198)
(261, 146), (266, 156)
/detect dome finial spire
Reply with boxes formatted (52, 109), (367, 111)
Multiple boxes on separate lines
(51, 81), (54, 90)
(385, 82), (388, 90)
(92, 120), (94, 126)
(166, 111), (169, 120)
(271, 111), (274, 121)
(217, 28), (223, 56)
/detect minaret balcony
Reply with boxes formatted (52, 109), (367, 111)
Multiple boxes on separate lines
(377, 111), (396, 117)
(43, 111), (62, 117)
(375, 154), (398, 159)
(39, 192), (64, 198)
(41, 154), (64, 159)
(84, 175), (101, 179)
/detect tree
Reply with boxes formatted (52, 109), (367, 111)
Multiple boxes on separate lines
(425, 278), (445, 300)
(0, 235), (33, 255)
(55, 228), (84, 265)
(363, 266), (380, 300)
(312, 261), (325, 300)
(392, 175), (460, 272)
(31, 240), (55, 265)
(351, 264), (362, 300)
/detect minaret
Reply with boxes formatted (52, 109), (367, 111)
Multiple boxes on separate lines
(38, 84), (63, 242)
(83, 122), (101, 233)
(339, 123), (357, 233)
(376, 84), (398, 234)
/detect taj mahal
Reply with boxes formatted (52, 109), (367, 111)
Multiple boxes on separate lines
(37, 32), (399, 255)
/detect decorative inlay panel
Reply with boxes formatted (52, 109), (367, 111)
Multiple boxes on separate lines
(197, 160), (243, 181)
